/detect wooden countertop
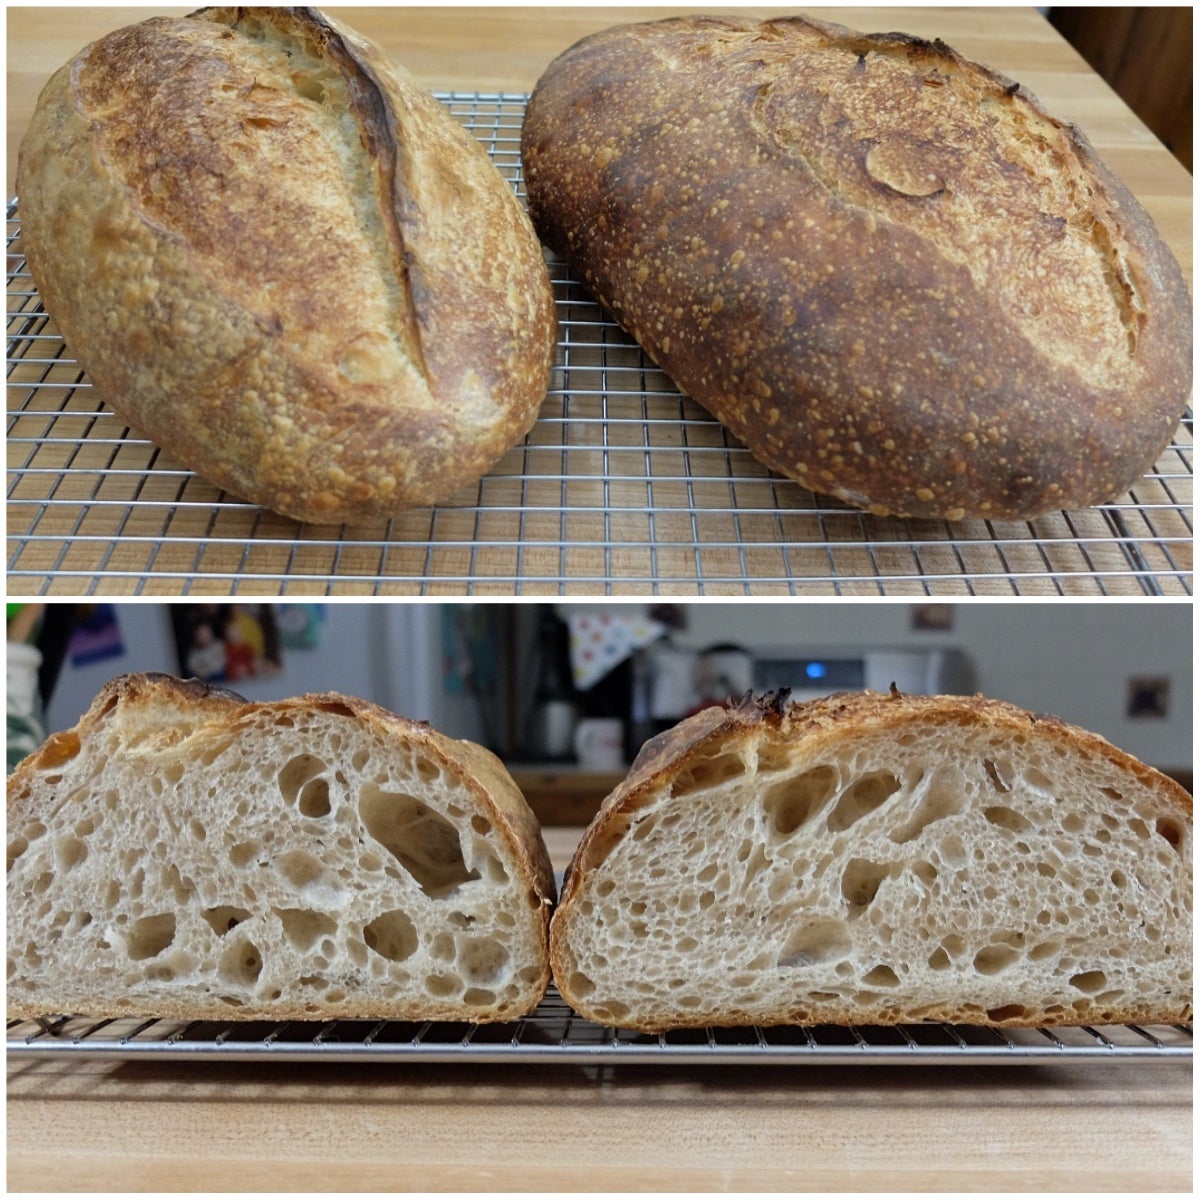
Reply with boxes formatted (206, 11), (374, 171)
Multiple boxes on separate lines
(8, 1049), (1190, 1191)
(510, 765), (627, 826)
(5, 4), (1194, 295)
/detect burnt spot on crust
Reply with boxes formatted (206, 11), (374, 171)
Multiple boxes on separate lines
(142, 672), (249, 706)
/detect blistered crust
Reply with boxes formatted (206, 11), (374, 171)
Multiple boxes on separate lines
(522, 15), (1192, 520)
(17, 7), (555, 524)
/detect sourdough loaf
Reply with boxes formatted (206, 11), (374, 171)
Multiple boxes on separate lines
(7, 674), (555, 1022)
(551, 690), (1192, 1031)
(16, 7), (556, 525)
(522, 15), (1192, 521)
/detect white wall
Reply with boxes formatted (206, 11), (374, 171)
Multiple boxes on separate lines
(560, 600), (1193, 770)
(38, 600), (1192, 773)
(41, 604), (465, 737)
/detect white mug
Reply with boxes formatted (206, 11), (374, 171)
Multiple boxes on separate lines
(573, 717), (625, 770)
(7, 642), (45, 775)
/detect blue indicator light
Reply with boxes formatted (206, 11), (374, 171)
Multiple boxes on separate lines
(805, 661), (826, 680)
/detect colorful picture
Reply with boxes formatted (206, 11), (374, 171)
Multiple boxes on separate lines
(66, 604), (126, 666)
(171, 605), (282, 684)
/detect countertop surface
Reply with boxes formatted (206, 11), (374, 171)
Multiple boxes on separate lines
(8, 1047), (1191, 1191)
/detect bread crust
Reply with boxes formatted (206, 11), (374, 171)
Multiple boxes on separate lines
(522, 15), (1193, 520)
(8, 673), (555, 1022)
(16, 7), (556, 524)
(552, 690), (1192, 1030)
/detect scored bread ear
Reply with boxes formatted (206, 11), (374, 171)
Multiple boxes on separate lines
(550, 690), (1192, 1032)
(7, 673), (555, 1022)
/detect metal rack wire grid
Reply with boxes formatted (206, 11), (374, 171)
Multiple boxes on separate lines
(7, 987), (1192, 1068)
(7, 93), (1193, 597)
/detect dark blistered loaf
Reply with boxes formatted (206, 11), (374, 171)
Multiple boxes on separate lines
(522, 15), (1192, 521)
(17, 7), (555, 524)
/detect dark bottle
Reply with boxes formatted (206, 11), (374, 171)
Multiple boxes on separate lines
(524, 610), (579, 761)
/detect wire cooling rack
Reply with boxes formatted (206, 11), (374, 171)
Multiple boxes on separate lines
(7, 988), (1191, 1067)
(7, 93), (1193, 597)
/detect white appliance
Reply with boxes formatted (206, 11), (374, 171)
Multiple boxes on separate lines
(753, 647), (974, 702)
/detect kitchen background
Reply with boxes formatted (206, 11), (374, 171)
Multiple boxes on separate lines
(10, 602), (1191, 817)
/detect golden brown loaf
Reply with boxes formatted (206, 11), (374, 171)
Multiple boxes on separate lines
(7, 674), (556, 1022)
(522, 15), (1193, 521)
(17, 7), (556, 525)
(551, 690), (1192, 1031)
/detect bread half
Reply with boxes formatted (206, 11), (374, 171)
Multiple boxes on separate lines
(551, 691), (1192, 1031)
(7, 674), (555, 1022)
